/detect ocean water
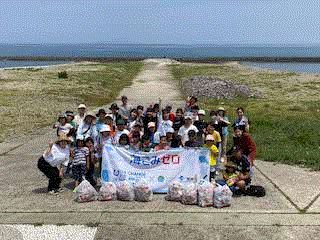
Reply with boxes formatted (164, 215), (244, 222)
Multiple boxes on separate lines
(0, 60), (70, 69)
(241, 61), (320, 74)
(1, 44), (320, 72)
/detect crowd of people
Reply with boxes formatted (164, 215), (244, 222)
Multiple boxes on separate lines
(37, 95), (256, 196)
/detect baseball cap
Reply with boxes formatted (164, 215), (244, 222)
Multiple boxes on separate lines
(218, 107), (225, 111)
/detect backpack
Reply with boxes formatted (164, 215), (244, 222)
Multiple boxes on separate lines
(245, 185), (266, 197)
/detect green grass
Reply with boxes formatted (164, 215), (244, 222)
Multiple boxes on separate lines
(0, 61), (143, 141)
(169, 62), (320, 170)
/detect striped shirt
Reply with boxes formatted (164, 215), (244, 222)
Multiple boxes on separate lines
(72, 147), (89, 165)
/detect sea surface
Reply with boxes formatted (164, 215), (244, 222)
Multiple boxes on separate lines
(241, 61), (320, 74)
(0, 60), (71, 69)
(1, 43), (320, 73)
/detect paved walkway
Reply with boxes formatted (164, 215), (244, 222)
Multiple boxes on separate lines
(1, 59), (320, 239)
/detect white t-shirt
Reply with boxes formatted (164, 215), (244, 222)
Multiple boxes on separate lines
(56, 123), (73, 136)
(113, 129), (130, 144)
(157, 120), (173, 136)
(178, 125), (198, 145)
(43, 144), (70, 167)
(74, 114), (86, 127)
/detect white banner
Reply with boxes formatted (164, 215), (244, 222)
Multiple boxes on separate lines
(101, 145), (210, 193)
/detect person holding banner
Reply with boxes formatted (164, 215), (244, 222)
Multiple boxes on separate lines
(203, 134), (219, 182)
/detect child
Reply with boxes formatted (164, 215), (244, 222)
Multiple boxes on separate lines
(84, 137), (97, 187)
(70, 138), (89, 189)
(53, 113), (74, 137)
(154, 135), (171, 151)
(222, 161), (239, 188)
(203, 134), (219, 182)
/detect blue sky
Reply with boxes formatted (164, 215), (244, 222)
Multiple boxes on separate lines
(1, 0), (320, 44)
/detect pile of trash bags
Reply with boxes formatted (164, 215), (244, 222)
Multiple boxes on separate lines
(165, 180), (232, 208)
(74, 179), (153, 203)
(74, 178), (233, 208)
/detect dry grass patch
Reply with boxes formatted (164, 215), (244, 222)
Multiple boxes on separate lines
(0, 61), (142, 142)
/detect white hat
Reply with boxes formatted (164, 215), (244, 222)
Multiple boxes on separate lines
(218, 107), (225, 111)
(76, 135), (84, 141)
(184, 115), (192, 120)
(78, 104), (86, 109)
(205, 134), (214, 141)
(167, 128), (174, 133)
(148, 122), (156, 128)
(100, 125), (111, 133)
(198, 110), (206, 115)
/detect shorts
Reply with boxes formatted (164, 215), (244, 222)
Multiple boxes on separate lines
(71, 164), (86, 182)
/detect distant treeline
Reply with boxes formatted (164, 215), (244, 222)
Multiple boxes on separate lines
(2, 56), (320, 63)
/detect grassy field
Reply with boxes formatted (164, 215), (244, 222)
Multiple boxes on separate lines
(0, 61), (143, 142)
(170, 62), (320, 170)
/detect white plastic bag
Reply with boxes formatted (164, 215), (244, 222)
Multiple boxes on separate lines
(165, 181), (183, 202)
(198, 180), (215, 207)
(181, 183), (198, 205)
(75, 180), (98, 203)
(134, 179), (153, 202)
(213, 184), (232, 208)
(116, 181), (135, 201)
(98, 182), (117, 201)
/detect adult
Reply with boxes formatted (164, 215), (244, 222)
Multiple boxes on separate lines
(184, 96), (198, 113)
(172, 108), (184, 131)
(233, 107), (250, 132)
(109, 103), (122, 124)
(142, 107), (157, 134)
(74, 104), (87, 127)
(178, 115), (198, 146)
(53, 113), (74, 137)
(193, 109), (208, 143)
(37, 134), (71, 194)
(232, 126), (256, 165)
(113, 119), (130, 144)
(224, 147), (252, 194)
(157, 109), (173, 137)
(76, 112), (96, 141)
(95, 108), (107, 134)
(119, 95), (132, 122)
(165, 105), (176, 122)
(145, 122), (157, 144)
(216, 107), (230, 156)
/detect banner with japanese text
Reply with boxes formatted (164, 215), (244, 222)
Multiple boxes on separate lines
(101, 144), (210, 193)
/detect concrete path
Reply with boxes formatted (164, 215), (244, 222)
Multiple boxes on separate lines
(1, 59), (320, 239)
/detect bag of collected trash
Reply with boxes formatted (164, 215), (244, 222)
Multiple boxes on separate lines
(134, 179), (153, 202)
(116, 181), (135, 201)
(98, 182), (117, 201)
(75, 179), (98, 203)
(165, 181), (184, 202)
(213, 184), (232, 208)
(198, 180), (215, 207)
(181, 182), (198, 205)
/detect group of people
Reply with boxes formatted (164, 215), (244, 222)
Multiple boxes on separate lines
(37, 95), (256, 195)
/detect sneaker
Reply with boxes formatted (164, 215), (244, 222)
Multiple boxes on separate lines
(56, 188), (64, 193)
(48, 190), (56, 195)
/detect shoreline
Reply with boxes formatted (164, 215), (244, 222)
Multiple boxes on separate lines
(3, 56), (320, 63)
